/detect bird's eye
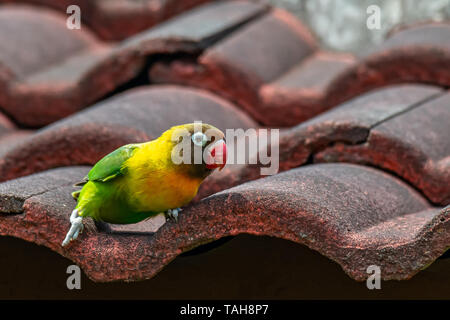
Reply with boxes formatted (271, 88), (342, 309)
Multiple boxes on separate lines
(191, 132), (208, 147)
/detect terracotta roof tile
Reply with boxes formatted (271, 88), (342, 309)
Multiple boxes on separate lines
(0, 4), (108, 126)
(0, 166), (88, 213)
(0, 164), (447, 282)
(0, 110), (15, 136)
(0, 5), (99, 78)
(259, 52), (356, 125)
(326, 23), (450, 106)
(0, 1), (266, 126)
(0, 0), (212, 41)
(0, 85), (257, 181)
(118, 0), (267, 48)
(200, 9), (317, 84)
(315, 90), (450, 205)
(0, 130), (32, 156)
(377, 23), (450, 51)
(150, 21), (450, 127)
(0, 1), (448, 288)
(5, 5), (446, 128)
(149, 7), (321, 125)
(0, 110), (29, 156)
(199, 84), (449, 205)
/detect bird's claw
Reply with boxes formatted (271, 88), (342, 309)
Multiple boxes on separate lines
(62, 209), (84, 246)
(165, 208), (181, 222)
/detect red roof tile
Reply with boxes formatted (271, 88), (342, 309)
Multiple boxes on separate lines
(0, 1), (266, 126)
(259, 52), (355, 125)
(4, 4), (446, 128)
(150, 21), (450, 127)
(0, 4), (109, 126)
(0, 85), (257, 181)
(0, 1), (448, 288)
(0, 130), (32, 156)
(0, 0), (212, 41)
(149, 7), (321, 126)
(0, 164), (447, 282)
(315, 90), (450, 205)
(326, 23), (450, 106)
(199, 84), (449, 205)
(0, 5), (99, 78)
(0, 110), (15, 136)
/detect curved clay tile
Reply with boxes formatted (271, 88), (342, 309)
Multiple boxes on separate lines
(0, 131), (32, 156)
(314, 90), (450, 205)
(149, 7), (321, 126)
(0, 1), (267, 126)
(150, 22), (450, 127)
(198, 84), (450, 205)
(0, 0), (212, 41)
(258, 51), (356, 126)
(0, 110), (15, 137)
(0, 85), (257, 182)
(326, 23), (450, 107)
(0, 164), (447, 282)
(0, 5), (111, 126)
(0, 110), (30, 155)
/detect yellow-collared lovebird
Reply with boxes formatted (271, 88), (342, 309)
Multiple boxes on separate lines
(62, 123), (227, 246)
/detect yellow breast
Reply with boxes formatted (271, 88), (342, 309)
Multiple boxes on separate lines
(122, 140), (202, 213)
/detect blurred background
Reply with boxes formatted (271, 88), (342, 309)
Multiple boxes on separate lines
(262, 0), (450, 53)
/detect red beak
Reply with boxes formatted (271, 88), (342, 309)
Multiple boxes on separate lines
(206, 139), (227, 170)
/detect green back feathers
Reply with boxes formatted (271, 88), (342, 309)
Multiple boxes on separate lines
(88, 144), (139, 182)
(73, 144), (139, 191)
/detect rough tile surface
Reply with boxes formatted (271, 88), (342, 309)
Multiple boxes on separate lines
(0, 0), (213, 41)
(0, 2), (448, 287)
(0, 1), (267, 126)
(0, 164), (447, 282)
(150, 21), (450, 127)
(199, 84), (449, 206)
(0, 85), (257, 182)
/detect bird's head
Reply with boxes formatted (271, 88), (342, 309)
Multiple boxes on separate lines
(161, 123), (227, 179)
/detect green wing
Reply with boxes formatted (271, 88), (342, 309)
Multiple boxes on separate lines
(83, 144), (139, 183)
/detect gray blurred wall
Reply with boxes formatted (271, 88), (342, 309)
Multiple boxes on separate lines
(259, 0), (450, 54)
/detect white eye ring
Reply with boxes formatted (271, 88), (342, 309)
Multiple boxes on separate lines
(191, 132), (208, 147)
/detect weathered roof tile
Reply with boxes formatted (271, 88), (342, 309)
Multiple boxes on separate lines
(259, 52), (356, 125)
(0, 130), (32, 156)
(0, 5), (99, 78)
(0, 166), (88, 213)
(0, 0), (213, 41)
(198, 84), (449, 205)
(315, 90), (450, 204)
(150, 21), (450, 127)
(0, 1), (448, 288)
(149, 7), (319, 125)
(0, 1), (267, 126)
(0, 164), (447, 282)
(0, 85), (257, 181)
(327, 23), (450, 106)
(119, 0), (267, 49)
(0, 111), (15, 136)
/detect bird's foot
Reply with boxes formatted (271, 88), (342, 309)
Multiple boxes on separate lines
(165, 208), (182, 222)
(62, 209), (84, 246)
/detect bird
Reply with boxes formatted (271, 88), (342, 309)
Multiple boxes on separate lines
(62, 123), (227, 246)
